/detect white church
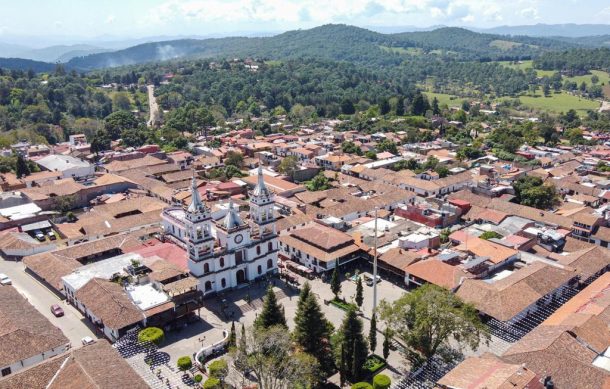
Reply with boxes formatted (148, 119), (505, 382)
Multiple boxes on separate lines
(161, 168), (278, 294)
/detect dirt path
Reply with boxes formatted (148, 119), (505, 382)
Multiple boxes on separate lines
(599, 100), (610, 113)
(147, 84), (160, 127)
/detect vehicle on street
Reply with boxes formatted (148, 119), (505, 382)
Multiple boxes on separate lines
(81, 336), (95, 345)
(35, 230), (45, 241)
(0, 273), (11, 285)
(51, 304), (64, 317)
(365, 275), (381, 286)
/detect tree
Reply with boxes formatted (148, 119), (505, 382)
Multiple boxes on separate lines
(431, 97), (440, 115)
(245, 326), (319, 389)
(104, 110), (139, 140)
(228, 321), (237, 349)
(342, 141), (363, 155)
(379, 98), (390, 115)
(352, 383), (373, 389)
(120, 126), (147, 147)
(479, 231), (502, 240)
(369, 313), (377, 353)
(255, 286), (287, 330)
(177, 356), (192, 374)
(591, 74), (599, 84)
(112, 92), (132, 111)
(331, 261), (341, 299)
(278, 155), (299, 178)
(203, 377), (221, 389)
(91, 129), (111, 154)
(382, 328), (391, 360)
(15, 154), (30, 178)
(305, 172), (331, 191)
(364, 150), (377, 160)
(293, 282), (335, 375)
(225, 150), (244, 168)
(138, 327), (164, 346)
(513, 176), (558, 210)
(334, 307), (368, 382)
(341, 99), (356, 115)
(377, 139), (398, 155)
(410, 92), (429, 116)
(373, 374), (391, 389)
(355, 277), (364, 308)
(379, 284), (488, 363)
(208, 359), (228, 383)
(234, 323), (248, 372)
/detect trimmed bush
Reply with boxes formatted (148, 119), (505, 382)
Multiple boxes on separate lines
(203, 377), (221, 389)
(373, 374), (391, 389)
(138, 327), (164, 345)
(363, 354), (386, 374)
(352, 383), (373, 389)
(208, 358), (228, 379)
(194, 374), (203, 383)
(177, 356), (192, 372)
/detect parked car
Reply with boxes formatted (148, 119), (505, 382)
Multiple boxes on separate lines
(47, 230), (56, 240)
(365, 275), (381, 287)
(34, 230), (45, 241)
(51, 304), (64, 317)
(81, 336), (95, 345)
(0, 273), (11, 285)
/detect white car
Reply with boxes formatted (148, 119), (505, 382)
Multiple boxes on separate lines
(81, 336), (95, 345)
(0, 273), (11, 285)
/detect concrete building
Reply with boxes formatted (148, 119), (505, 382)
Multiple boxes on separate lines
(35, 155), (94, 179)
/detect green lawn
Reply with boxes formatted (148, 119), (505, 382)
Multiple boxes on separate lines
(515, 91), (600, 115)
(563, 70), (610, 87)
(423, 91), (467, 108)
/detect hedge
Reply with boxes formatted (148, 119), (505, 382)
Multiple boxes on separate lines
(351, 383), (373, 389)
(177, 356), (192, 371)
(203, 377), (221, 389)
(137, 327), (164, 345)
(194, 374), (203, 383)
(373, 374), (391, 389)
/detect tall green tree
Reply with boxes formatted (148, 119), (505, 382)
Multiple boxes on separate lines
(228, 321), (237, 349)
(379, 284), (488, 363)
(369, 313), (377, 353)
(355, 276), (364, 308)
(15, 154), (30, 178)
(382, 328), (391, 360)
(293, 282), (335, 375)
(330, 261), (341, 299)
(334, 307), (368, 382)
(254, 286), (287, 330)
(104, 110), (139, 140)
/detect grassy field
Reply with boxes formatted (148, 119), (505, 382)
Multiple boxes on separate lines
(489, 40), (522, 50)
(563, 70), (610, 87)
(498, 60), (555, 77)
(423, 91), (467, 107)
(379, 45), (423, 55)
(514, 91), (600, 115)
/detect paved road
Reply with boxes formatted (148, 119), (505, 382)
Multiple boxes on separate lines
(147, 84), (160, 127)
(0, 259), (97, 347)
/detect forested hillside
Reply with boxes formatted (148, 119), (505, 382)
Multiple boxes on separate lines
(64, 25), (581, 71)
(534, 48), (610, 73)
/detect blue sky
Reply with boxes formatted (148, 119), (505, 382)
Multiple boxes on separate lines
(1, 0), (609, 39)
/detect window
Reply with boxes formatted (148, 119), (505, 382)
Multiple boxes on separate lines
(219, 257), (225, 268)
(221, 278), (226, 288)
(235, 250), (243, 264)
(258, 265), (262, 274)
(267, 259), (272, 269)
(205, 281), (212, 291)
(268, 242), (273, 251)
(256, 246), (261, 255)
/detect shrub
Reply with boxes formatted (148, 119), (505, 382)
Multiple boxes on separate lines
(363, 354), (386, 374)
(373, 374), (391, 389)
(351, 383), (373, 389)
(138, 327), (164, 345)
(177, 356), (192, 372)
(203, 377), (221, 389)
(208, 359), (228, 379)
(194, 374), (203, 383)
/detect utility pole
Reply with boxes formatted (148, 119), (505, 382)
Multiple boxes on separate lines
(373, 207), (378, 313)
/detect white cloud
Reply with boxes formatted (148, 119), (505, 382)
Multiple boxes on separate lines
(520, 7), (540, 20)
(105, 15), (116, 24)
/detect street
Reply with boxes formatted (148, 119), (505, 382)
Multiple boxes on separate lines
(0, 259), (97, 347)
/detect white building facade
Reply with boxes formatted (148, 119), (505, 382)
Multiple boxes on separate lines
(163, 169), (278, 294)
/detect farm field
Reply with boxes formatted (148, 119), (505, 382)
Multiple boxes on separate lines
(497, 60), (555, 77)
(422, 91), (467, 108)
(508, 91), (600, 115)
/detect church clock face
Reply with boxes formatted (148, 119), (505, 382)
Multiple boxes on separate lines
(234, 234), (243, 244)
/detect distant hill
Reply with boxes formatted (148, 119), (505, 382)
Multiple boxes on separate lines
(0, 57), (55, 72)
(62, 24), (585, 71)
(477, 24), (610, 38)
